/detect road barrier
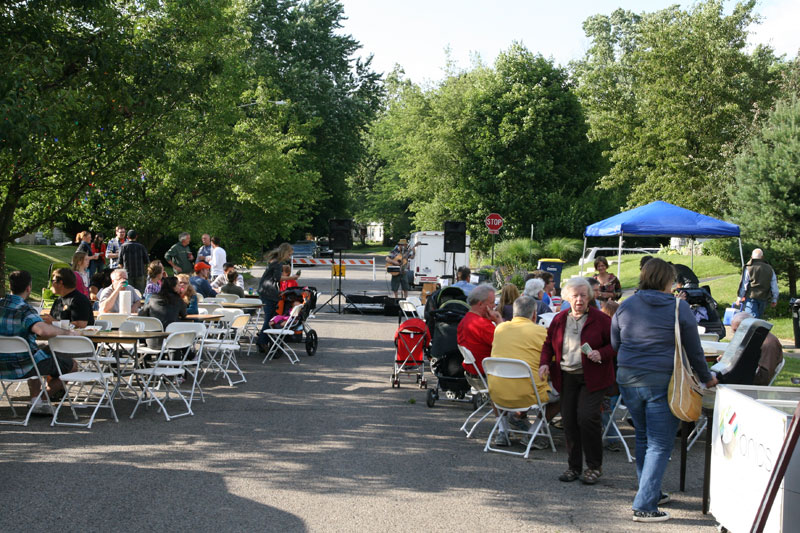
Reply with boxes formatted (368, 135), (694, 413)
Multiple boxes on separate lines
(291, 256), (376, 281)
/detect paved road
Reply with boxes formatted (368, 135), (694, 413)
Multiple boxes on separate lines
(1, 263), (718, 532)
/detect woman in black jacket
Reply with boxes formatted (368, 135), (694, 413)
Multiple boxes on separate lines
(138, 276), (186, 348)
(255, 243), (299, 352)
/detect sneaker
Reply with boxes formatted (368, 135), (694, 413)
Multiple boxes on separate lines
(508, 416), (531, 433)
(632, 510), (670, 523)
(522, 435), (549, 450)
(29, 398), (53, 416)
(493, 431), (511, 447)
(658, 493), (671, 505)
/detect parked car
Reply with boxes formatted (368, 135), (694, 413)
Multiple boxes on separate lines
(315, 238), (334, 258)
(292, 240), (317, 258)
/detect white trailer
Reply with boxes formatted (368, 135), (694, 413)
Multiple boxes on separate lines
(407, 231), (471, 287)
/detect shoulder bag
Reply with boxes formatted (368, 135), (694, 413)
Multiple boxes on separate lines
(668, 298), (704, 422)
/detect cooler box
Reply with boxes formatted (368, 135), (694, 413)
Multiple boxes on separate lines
(537, 258), (566, 289)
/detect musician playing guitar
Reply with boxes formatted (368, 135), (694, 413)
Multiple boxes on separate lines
(386, 239), (418, 298)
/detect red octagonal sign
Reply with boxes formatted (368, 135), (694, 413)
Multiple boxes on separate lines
(485, 213), (504, 232)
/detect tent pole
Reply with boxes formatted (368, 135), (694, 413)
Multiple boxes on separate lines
(738, 238), (745, 269)
(691, 237), (695, 270)
(617, 234), (623, 279)
(580, 237), (587, 276)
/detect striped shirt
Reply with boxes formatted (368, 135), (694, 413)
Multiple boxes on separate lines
(0, 295), (49, 379)
(119, 241), (149, 279)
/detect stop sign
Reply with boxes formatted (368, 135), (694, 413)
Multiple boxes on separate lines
(485, 213), (504, 233)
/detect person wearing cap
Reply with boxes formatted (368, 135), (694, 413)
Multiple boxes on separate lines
(386, 238), (415, 299)
(190, 262), (216, 298)
(118, 229), (149, 294)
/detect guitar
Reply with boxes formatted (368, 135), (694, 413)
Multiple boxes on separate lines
(385, 242), (420, 276)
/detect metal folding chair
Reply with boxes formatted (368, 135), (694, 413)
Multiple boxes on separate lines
(261, 306), (302, 365)
(49, 336), (118, 428)
(457, 345), (493, 438)
(215, 293), (239, 303)
(203, 314), (250, 385)
(129, 331), (198, 421)
(482, 358), (556, 458)
(0, 337), (52, 426)
(601, 395), (634, 462)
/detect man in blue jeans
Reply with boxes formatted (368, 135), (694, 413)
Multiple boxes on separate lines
(736, 248), (778, 319)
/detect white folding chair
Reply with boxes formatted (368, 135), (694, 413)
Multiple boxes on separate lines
(203, 297), (224, 304)
(458, 345), (493, 438)
(164, 322), (208, 404)
(203, 314), (249, 385)
(0, 337), (52, 426)
(93, 320), (112, 331)
(48, 336), (118, 428)
(482, 358), (556, 458)
(235, 297), (264, 355)
(198, 302), (223, 314)
(128, 317), (165, 358)
(215, 293), (239, 303)
(129, 331), (198, 421)
(261, 306), (302, 365)
(96, 313), (131, 329)
(406, 296), (422, 307)
(398, 300), (419, 322)
(601, 396), (634, 462)
(206, 309), (244, 340)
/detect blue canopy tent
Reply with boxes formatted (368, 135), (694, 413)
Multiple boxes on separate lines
(581, 201), (743, 277)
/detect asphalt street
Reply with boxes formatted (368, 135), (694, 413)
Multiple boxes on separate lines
(0, 261), (719, 532)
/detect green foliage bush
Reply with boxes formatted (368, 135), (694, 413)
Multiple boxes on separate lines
(542, 237), (583, 263)
(493, 239), (542, 270)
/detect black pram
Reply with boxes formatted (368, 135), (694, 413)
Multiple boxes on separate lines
(678, 286), (726, 340)
(423, 287), (475, 408)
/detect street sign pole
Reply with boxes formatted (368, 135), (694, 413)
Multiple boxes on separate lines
(491, 232), (495, 264)
(485, 213), (504, 265)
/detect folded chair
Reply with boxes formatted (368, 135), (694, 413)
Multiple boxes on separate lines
(601, 396), (634, 462)
(203, 314), (250, 385)
(0, 337), (52, 426)
(48, 336), (118, 428)
(483, 357), (556, 458)
(458, 345), (493, 438)
(129, 331), (197, 421)
(163, 322), (208, 404)
(261, 305), (303, 365)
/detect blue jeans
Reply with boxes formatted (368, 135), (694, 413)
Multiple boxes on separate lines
(743, 298), (766, 319)
(256, 298), (278, 346)
(619, 384), (679, 512)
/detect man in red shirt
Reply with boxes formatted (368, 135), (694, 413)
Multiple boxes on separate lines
(457, 284), (503, 377)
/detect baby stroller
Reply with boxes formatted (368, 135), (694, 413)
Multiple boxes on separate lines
(678, 286), (725, 340)
(424, 287), (477, 408)
(272, 286), (319, 356)
(391, 318), (430, 388)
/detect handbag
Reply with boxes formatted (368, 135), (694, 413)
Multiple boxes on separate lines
(668, 299), (704, 422)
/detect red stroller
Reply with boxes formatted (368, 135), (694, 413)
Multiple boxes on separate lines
(392, 318), (430, 389)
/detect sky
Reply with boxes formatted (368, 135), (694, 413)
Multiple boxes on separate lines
(338, 0), (800, 84)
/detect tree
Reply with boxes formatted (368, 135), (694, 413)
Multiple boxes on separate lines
(573, 0), (781, 216)
(730, 97), (800, 295)
(366, 45), (606, 252)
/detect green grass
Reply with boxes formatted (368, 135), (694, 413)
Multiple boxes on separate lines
(5, 244), (78, 300)
(344, 244), (394, 255)
(772, 356), (800, 388)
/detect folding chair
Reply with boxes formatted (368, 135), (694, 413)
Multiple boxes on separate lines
(601, 396), (634, 462)
(261, 305), (302, 365)
(406, 296), (422, 307)
(398, 300), (420, 323)
(0, 337), (52, 426)
(128, 317), (165, 358)
(203, 297), (224, 304)
(48, 336), (118, 428)
(482, 358), (556, 458)
(164, 322), (208, 404)
(97, 313), (131, 329)
(203, 314), (249, 385)
(93, 320), (112, 331)
(235, 297), (264, 355)
(198, 302), (223, 314)
(215, 293), (239, 303)
(458, 345), (493, 438)
(129, 331), (198, 421)
(207, 309), (244, 340)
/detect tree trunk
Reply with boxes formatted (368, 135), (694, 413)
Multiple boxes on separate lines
(0, 241), (6, 297)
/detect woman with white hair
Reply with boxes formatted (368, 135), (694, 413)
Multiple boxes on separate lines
(539, 276), (615, 486)
(524, 278), (553, 316)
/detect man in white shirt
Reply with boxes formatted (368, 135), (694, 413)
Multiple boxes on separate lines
(209, 236), (226, 278)
(98, 269), (142, 313)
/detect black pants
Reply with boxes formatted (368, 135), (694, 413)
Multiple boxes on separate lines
(561, 371), (605, 472)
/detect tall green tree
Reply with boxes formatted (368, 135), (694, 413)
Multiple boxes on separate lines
(365, 45), (606, 252)
(730, 97), (800, 295)
(573, 0), (781, 215)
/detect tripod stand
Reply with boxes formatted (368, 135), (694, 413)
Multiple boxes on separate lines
(316, 250), (361, 314)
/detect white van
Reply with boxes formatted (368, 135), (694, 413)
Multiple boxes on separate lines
(407, 231), (471, 287)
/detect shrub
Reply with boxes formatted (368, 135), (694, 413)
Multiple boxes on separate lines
(542, 237), (583, 263)
(493, 238), (542, 270)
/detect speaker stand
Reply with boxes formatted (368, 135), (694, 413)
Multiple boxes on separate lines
(316, 250), (361, 315)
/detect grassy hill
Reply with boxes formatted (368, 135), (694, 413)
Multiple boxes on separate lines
(5, 244), (78, 299)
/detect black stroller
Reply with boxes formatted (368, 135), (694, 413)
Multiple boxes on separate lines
(424, 287), (478, 408)
(678, 286), (726, 340)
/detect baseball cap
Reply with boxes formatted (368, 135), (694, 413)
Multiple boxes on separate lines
(126, 229), (137, 239)
(194, 262), (211, 272)
(398, 239), (408, 245)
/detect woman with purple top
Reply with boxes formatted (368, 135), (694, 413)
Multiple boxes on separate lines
(611, 258), (717, 523)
